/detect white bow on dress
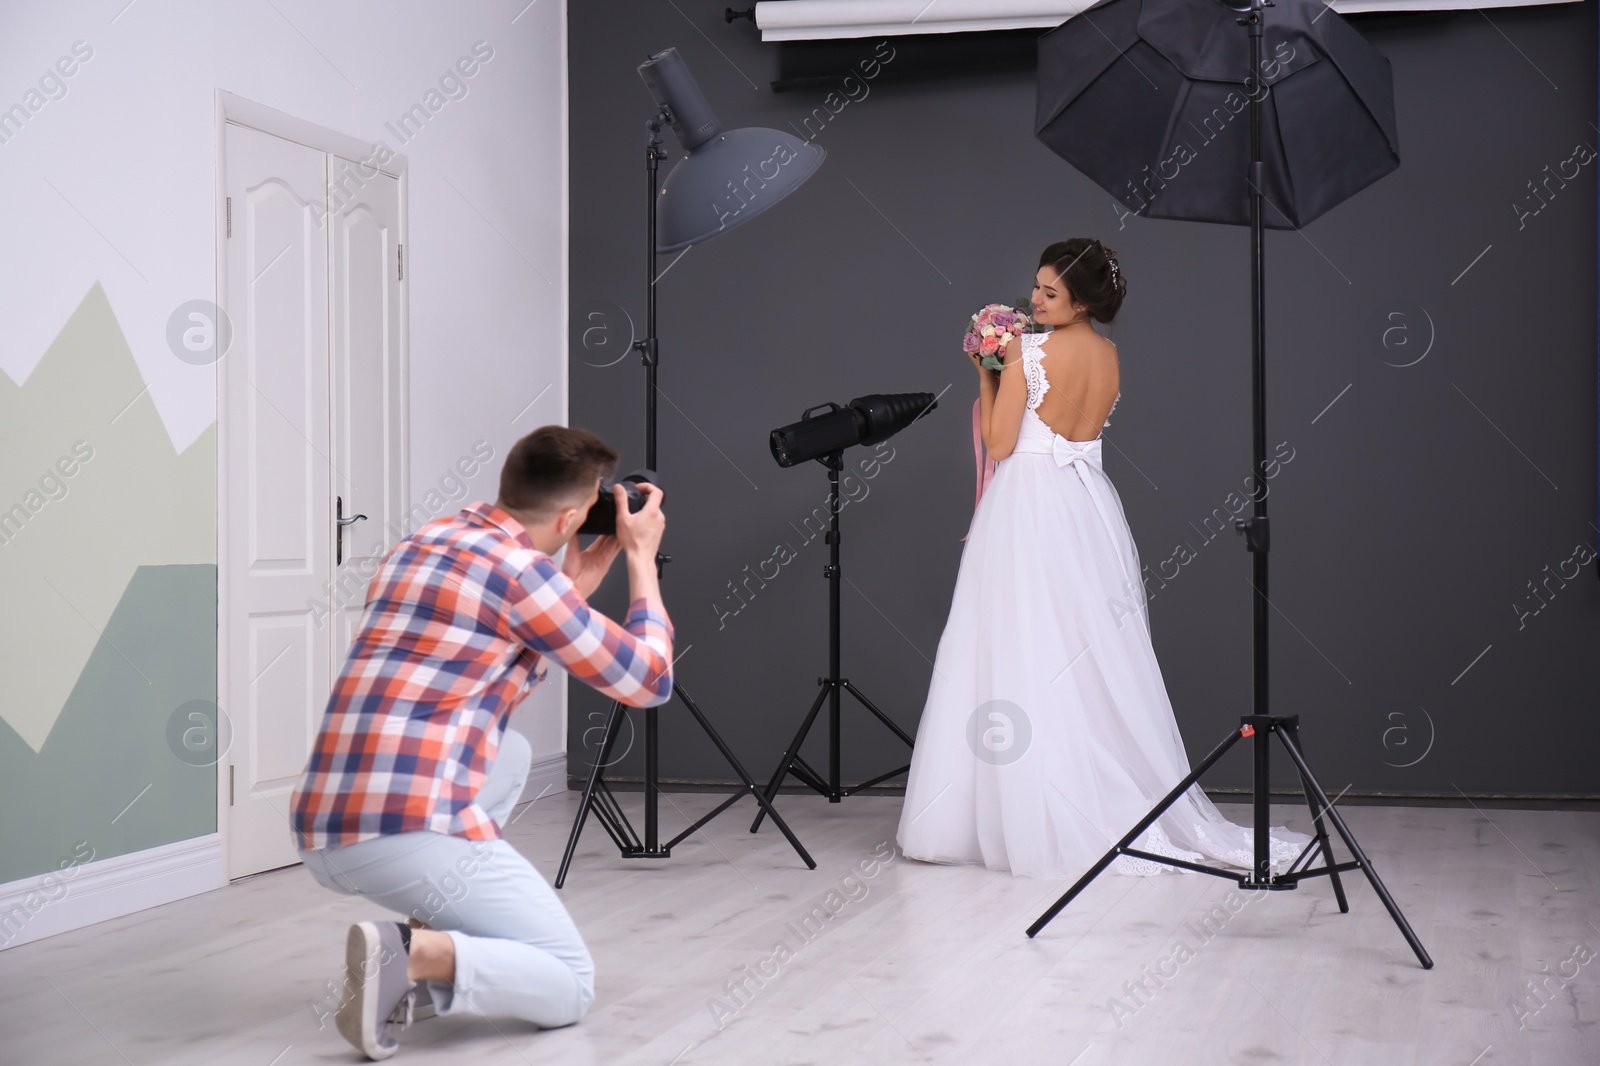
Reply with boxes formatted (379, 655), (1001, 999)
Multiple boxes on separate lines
(1047, 433), (1141, 628)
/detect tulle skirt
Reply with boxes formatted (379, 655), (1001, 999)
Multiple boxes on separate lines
(896, 445), (1309, 878)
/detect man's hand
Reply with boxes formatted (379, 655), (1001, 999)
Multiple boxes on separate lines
(613, 483), (668, 632)
(560, 532), (621, 600)
(613, 482), (665, 561)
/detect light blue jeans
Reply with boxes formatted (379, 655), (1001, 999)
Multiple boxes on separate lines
(299, 729), (595, 1027)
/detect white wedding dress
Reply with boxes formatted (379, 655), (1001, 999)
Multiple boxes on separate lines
(896, 329), (1310, 879)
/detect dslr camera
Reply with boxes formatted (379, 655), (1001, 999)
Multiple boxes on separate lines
(578, 468), (659, 536)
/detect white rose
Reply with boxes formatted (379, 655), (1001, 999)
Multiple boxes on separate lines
(981, 325), (995, 337)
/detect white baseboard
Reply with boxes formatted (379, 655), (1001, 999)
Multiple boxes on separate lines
(527, 751), (567, 803)
(0, 834), (223, 951)
(0, 757), (564, 953)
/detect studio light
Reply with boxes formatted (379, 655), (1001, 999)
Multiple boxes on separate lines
(769, 392), (938, 468)
(638, 47), (825, 252)
(750, 389), (937, 834)
(557, 43), (827, 887)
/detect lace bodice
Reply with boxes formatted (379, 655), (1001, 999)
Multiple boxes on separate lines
(1020, 329), (1120, 433)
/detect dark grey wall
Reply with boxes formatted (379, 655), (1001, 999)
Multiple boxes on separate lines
(567, 1), (1598, 798)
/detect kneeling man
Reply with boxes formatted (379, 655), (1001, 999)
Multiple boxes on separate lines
(289, 425), (672, 1059)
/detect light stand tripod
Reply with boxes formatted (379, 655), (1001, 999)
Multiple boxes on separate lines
(1025, 715), (1433, 969)
(749, 448), (914, 833)
(1029, 0), (1431, 969)
(554, 106), (817, 888)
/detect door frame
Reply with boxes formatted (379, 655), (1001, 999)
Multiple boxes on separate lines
(214, 90), (410, 880)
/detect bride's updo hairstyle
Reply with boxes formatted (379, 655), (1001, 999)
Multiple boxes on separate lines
(1039, 238), (1127, 323)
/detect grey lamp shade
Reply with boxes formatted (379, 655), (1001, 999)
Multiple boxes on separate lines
(656, 127), (825, 253)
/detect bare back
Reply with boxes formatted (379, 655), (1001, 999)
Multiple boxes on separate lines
(1031, 327), (1121, 442)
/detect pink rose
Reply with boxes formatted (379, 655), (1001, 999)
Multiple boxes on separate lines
(980, 335), (999, 354)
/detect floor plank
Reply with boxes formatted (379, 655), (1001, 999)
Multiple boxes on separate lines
(1, 794), (1594, 1065)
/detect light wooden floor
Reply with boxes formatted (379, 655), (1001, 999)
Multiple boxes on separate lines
(1, 792), (1595, 1065)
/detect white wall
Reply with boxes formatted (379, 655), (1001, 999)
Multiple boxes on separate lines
(0, 0), (570, 910)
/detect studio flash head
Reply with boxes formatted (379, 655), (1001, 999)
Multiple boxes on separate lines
(770, 392), (938, 468)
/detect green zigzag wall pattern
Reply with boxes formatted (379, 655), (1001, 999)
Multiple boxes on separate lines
(0, 564), (217, 884)
(0, 281), (215, 755)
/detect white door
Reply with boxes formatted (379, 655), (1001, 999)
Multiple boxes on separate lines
(330, 161), (408, 651)
(221, 124), (407, 879)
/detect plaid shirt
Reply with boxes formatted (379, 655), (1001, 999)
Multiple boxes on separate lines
(290, 501), (674, 851)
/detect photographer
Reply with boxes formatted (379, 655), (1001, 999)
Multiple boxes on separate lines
(288, 425), (671, 1061)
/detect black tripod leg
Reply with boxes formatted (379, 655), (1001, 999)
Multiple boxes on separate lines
(1026, 836), (1136, 938)
(1284, 722), (1348, 913)
(674, 682), (817, 870)
(1028, 724), (1249, 937)
(1274, 728), (1433, 969)
(842, 681), (915, 748)
(556, 700), (629, 889)
(751, 681), (832, 833)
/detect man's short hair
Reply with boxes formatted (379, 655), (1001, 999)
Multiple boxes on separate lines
(498, 425), (619, 519)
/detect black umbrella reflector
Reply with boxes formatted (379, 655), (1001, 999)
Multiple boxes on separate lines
(1036, 0), (1399, 229)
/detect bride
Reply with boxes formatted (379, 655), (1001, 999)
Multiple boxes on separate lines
(896, 238), (1309, 879)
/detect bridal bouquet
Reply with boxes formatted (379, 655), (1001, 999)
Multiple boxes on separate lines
(960, 298), (1035, 543)
(962, 299), (1036, 371)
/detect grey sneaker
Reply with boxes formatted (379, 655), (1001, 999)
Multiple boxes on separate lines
(336, 921), (415, 1060)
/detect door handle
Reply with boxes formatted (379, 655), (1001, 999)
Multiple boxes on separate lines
(336, 496), (368, 565)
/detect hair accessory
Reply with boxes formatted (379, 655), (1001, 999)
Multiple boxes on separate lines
(1107, 254), (1121, 285)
